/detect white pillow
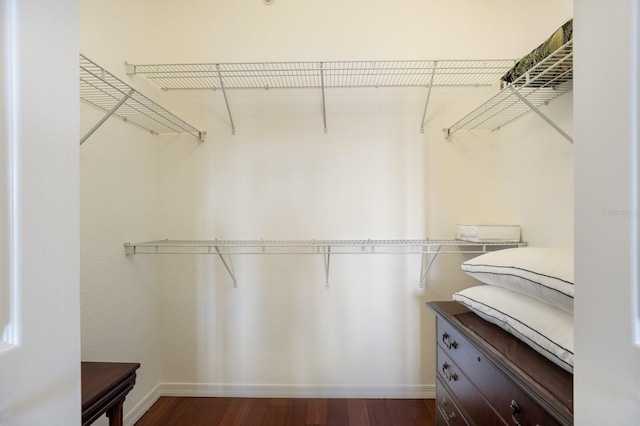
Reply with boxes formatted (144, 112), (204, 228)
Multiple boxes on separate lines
(453, 285), (574, 372)
(461, 247), (574, 312)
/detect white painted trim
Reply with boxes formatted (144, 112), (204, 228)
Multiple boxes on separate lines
(632, 0), (640, 347)
(124, 384), (162, 426)
(0, 0), (20, 354)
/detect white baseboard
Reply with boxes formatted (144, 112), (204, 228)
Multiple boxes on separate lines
(159, 382), (435, 399)
(124, 382), (436, 424)
(125, 384), (162, 426)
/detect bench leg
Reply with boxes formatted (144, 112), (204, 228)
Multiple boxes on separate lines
(106, 400), (124, 426)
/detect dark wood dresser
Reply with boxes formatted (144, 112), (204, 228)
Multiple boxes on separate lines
(427, 301), (573, 426)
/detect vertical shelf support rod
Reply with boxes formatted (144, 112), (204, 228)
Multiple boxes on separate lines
(216, 64), (236, 135)
(320, 62), (328, 134)
(420, 62), (437, 133)
(80, 89), (134, 145)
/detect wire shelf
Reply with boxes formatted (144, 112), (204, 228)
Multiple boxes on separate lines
(126, 60), (515, 90)
(445, 39), (573, 138)
(124, 238), (526, 287)
(124, 239), (525, 255)
(80, 54), (205, 143)
(125, 59), (515, 134)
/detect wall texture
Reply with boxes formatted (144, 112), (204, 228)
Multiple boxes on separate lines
(80, 0), (573, 423)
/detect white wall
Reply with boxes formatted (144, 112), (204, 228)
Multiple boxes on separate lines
(80, 109), (165, 422)
(0, 0), (81, 424)
(79, 3), (170, 424)
(490, 92), (574, 247)
(574, 1), (640, 423)
(79, 0), (573, 421)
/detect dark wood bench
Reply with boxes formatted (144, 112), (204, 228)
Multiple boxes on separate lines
(81, 362), (140, 426)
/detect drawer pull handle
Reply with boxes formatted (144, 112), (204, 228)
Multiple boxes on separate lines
(438, 404), (457, 423)
(510, 400), (522, 425)
(442, 332), (458, 350)
(443, 409), (456, 422)
(441, 362), (458, 382)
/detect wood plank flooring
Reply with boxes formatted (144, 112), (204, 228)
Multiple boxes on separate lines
(134, 397), (437, 426)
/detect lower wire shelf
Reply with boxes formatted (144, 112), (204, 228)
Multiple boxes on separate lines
(124, 239), (527, 287)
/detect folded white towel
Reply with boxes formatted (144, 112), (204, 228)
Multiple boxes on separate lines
(456, 225), (521, 242)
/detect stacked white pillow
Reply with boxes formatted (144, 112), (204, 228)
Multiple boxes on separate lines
(454, 247), (574, 372)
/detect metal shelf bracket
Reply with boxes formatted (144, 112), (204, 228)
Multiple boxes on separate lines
(216, 64), (236, 135)
(320, 62), (328, 134)
(507, 85), (573, 143)
(420, 61), (437, 133)
(324, 246), (331, 288)
(213, 245), (238, 288)
(81, 89), (134, 145)
(419, 244), (442, 288)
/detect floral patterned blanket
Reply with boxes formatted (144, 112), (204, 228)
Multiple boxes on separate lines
(501, 19), (573, 84)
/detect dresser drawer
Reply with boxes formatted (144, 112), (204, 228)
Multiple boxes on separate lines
(437, 314), (562, 425)
(436, 377), (469, 426)
(463, 356), (561, 426)
(437, 346), (505, 425)
(437, 314), (481, 368)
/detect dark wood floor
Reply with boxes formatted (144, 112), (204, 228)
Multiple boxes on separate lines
(135, 397), (437, 426)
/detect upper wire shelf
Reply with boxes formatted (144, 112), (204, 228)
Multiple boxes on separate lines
(444, 39), (573, 141)
(80, 54), (205, 143)
(125, 59), (515, 134)
(125, 60), (515, 90)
